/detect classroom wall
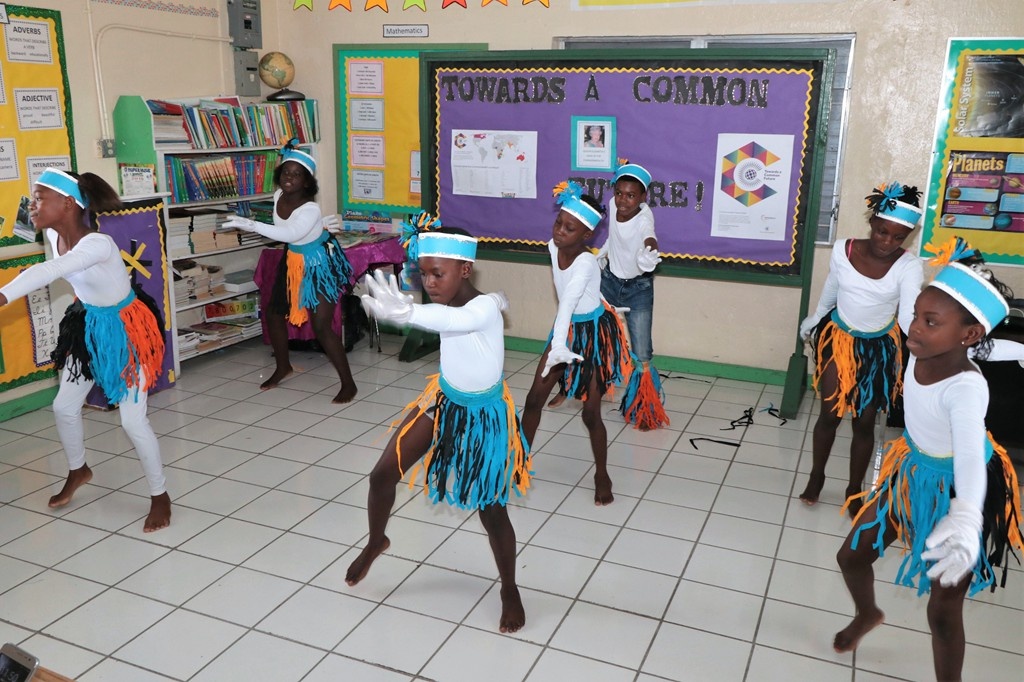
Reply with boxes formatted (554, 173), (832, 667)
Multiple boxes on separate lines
(40, 0), (1024, 375)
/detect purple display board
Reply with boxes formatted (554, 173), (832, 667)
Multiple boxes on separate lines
(88, 197), (175, 407)
(425, 52), (830, 278)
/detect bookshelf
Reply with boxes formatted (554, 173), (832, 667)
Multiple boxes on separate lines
(113, 95), (321, 375)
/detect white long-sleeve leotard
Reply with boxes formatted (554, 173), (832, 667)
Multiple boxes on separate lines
(0, 230), (130, 306)
(240, 189), (323, 245)
(809, 239), (923, 333)
(407, 294), (504, 393)
(602, 199), (657, 280)
(903, 355), (989, 512)
(548, 239), (602, 351)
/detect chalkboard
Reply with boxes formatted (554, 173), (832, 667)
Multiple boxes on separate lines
(420, 48), (834, 286)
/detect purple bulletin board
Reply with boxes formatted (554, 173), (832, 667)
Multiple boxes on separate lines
(422, 50), (833, 282)
(88, 197), (175, 408)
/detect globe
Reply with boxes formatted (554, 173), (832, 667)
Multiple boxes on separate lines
(258, 52), (295, 90)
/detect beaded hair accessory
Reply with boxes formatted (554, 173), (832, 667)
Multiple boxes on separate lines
(553, 180), (603, 231)
(925, 236), (1009, 334)
(864, 182), (922, 229)
(280, 138), (317, 175)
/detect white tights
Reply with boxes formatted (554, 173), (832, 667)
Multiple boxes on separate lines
(52, 366), (167, 496)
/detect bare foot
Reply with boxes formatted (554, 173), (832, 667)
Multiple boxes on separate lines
(594, 471), (614, 506)
(345, 537), (391, 586)
(799, 472), (826, 506)
(333, 383), (358, 404)
(547, 392), (566, 408)
(260, 366), (294, 390)
(48, 465), (93, 508)
(845, 485), (864, 519)
(144, 492), (172, 532)
(499, 585), (526, 633)
(834, 608), (885, 653)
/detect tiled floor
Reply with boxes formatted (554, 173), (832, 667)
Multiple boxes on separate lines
(0, 337), (1020, 681)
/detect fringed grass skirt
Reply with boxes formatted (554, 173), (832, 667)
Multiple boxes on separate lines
(846, 432), (1023, 596)
(620, 362), (670, 430)
(270, 231), (353, 326)
(554, 301), (632, 401)
(812, 309), (903, 418)
(394, 373), (532, 511)
(51, 288), (164, 404)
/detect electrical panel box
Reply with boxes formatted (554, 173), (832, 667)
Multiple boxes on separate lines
(227, 0), (262, 50)
(234, 49), (261, 97)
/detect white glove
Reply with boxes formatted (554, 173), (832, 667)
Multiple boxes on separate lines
(595, 244), (609, 270)
(322, 214), (341, 232)
(542, 345), (583, 378)
(921, 498), (983, 588)
(222, 215), (261, 232)
(360, 269), (414, 325)
(487, 291), (509, 313)
(799, 316), (819, 341)
(614, 306), (630, 316)
(636, 246), (662, 273)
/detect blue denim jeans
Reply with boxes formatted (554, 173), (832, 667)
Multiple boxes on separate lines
(600, 268), (654, 362)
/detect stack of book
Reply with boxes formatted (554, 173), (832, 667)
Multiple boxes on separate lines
(222, 269), (256, 293)
(187, 321), (244, 344)
(177, 328), (202, 359)
(176, 260), (216, 303)
(167, 214), (193, 258)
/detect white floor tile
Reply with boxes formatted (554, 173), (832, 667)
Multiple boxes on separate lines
(2, 518), (108, 567)
(580, 561), (677, 618)
(242, 531), (345, 583)
(302, 654), (414, 682)
(550, 601), (659, 670)
(184, 566), (301, 627)
(44, 588), (173, 654)
(747, 645), (852, 681)
(117, 549), (232, 605)
(191, 630), (323, 682)
(684, 544), (774, 596)
(0, 569), (106, 631)
(334, 605), (455, 675)
(54, 534), (168, 585)
(178, 517), (283, 564)
(642, 621), (751, 681)
(114, 608), (246, 679)
(78, 658), (178, 681)
(421, 626), (542, 682)
(231, 489), (325, 530)
(665, 579), (763, 640)
(384, 563), (491, 622)
(17, 634), (103, 680)
(527, 648), (635, 682)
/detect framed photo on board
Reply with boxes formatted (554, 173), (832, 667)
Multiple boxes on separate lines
(572, 116), (616, 172)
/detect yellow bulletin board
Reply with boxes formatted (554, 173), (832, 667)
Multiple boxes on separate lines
(333, 44), (484, 215)
(922, 38), (1024, 266)
(0, 5), (75, 247)
(0, 5), (73, 414)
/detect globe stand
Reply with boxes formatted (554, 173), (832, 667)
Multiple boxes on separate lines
(266, 88), (306, 102)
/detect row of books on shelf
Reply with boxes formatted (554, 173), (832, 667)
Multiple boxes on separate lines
(178, 314), (262, 359)
(165, 150), (278, 204)
(173, 265), (257, 306)
(168, 206), (268, 258)
(147, 97), (319, 150)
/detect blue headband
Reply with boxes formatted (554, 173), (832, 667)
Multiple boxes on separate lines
(418, 232), (477, 262)
(37, 168), (86, 208)
(280, 139), (316, 175)
(613, 162), (652, 191)
(553, 181), (602, 231)
(877, 200), (922, 229)
(929, 262), (1009, 334)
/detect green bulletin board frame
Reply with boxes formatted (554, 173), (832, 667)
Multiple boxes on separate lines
(333, 44), (486, 217)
